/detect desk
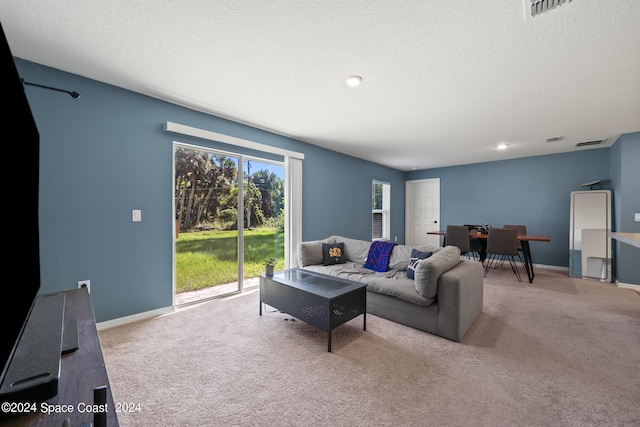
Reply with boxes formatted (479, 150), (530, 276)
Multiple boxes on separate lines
(427, 231), (551, 283)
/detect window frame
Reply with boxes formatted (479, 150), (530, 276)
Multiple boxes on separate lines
(372, 180), (391, 241)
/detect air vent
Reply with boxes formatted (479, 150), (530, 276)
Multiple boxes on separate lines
(545, 136), (564, 143)
(575, 140), (604, 148)
(525, 0), (573, 20)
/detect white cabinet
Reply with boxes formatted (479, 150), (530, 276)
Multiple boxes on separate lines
(569, 190), (612, 281)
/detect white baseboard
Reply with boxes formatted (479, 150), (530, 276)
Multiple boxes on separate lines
(535, 264), (639, 290)
(96, 289), (260, 331)
(97, 305), (175, 331)
(615, 280), (640, 291)
(95, 270), (634, 331)
(534, 263), (568, 272)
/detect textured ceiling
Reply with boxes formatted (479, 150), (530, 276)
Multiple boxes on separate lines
(2, 1), (639, 170)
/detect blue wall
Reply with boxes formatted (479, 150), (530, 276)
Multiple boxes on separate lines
(301, 144), (405, 242)
(16, 57), (639, 323)
(406, 149), (611, 268)
(17, 59), (405, 322)
(609, 134), (640, 284)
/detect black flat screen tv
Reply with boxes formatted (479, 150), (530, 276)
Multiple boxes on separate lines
(0, 20), (62, 404)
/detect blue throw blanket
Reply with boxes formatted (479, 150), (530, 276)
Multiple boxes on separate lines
(363, 241), (397, 272)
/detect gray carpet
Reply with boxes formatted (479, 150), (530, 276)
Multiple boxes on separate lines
(99, 267), (640, 426)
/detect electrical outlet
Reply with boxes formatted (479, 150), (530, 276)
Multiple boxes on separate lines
(78, 280), (90, 293)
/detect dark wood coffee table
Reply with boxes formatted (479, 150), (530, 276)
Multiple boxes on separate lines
(259, 268), (367, 352)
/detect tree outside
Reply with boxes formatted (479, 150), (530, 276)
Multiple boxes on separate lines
(174, 147), (284, 294)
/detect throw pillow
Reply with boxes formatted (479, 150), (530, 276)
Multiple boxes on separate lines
(406, 249), (433, 280)
(322, 242), (346, 266)
(363, 241), (397, 272)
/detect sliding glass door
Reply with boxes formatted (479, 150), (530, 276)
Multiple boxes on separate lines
(173, 144), (284, 305)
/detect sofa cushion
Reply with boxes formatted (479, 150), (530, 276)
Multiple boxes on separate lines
(301, 262), (373, 281)
(388, 244), (440, 270)
(322, 242), (346, 265)
(414, 245), (461, 299)
(388, 245), (413, 270)
(406, 249), (433, 280)
(330, 236), (371, 263)
(297, 237), (335, 267)
(363, 275), (436, 307)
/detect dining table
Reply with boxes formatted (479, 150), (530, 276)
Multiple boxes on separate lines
(427, 230), (551, 283)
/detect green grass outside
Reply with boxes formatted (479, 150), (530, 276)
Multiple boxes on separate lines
(175, 228), (284, 293)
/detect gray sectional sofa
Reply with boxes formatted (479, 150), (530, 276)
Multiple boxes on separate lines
(296, 235), (484, 342)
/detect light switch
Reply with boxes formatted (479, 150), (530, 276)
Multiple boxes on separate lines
(132, 209), (142, 222)
(635, 213), (640, 222)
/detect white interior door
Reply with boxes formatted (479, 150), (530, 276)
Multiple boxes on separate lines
(405, 178), (440, 247)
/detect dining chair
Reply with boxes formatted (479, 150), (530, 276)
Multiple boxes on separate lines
(464, 224), (485, 256)
(504, 224), (527, 254)
(504, 224), (531, 279)
(446, 225), (479, 260)
(491, 224), (527, 266)
(484, 227), (522, 281)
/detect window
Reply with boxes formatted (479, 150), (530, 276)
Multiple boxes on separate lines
(372, 180), (390, 241)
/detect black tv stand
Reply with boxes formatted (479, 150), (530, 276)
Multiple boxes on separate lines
(0, 288), (118, 426)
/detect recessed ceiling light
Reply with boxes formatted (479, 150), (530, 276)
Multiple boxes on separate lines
(496, 143), (509, 150)
(345, 75), (363, 87)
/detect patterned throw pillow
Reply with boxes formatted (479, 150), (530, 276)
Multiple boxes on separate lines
(406, 248), (433, 279)
(363, 241), (397, 272)
(322, 242), (346, 266)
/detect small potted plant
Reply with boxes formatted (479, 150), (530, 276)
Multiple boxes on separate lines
(264, 257), (276, 276)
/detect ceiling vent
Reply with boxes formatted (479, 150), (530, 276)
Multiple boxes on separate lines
(525, 0), (573, 20)
(545, 136), (564, 143)
(575, 140), (604, 148)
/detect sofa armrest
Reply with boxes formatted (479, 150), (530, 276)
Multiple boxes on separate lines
(435, 260), (484, 341)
